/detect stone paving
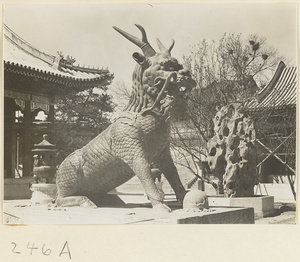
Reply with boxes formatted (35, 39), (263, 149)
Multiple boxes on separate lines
(2, 196), (296, 225)
(3, 177), (297, 225)
(255, 202), (297, 224)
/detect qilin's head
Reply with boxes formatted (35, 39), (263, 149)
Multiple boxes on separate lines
(113, 24), (196, 120)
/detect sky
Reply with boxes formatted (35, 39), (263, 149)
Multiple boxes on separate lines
(3, 3), (298, 89)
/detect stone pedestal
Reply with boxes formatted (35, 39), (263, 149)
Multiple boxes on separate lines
(30, 183), (57, 205)
(208, 195), (275, 218)
(3, 201), (255, 224)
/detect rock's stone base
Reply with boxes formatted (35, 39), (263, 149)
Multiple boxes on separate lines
(208, 195), (275, 218)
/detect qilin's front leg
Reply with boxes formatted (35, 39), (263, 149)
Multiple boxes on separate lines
(131, 154), (171, 212)
(113, 132), (171, 213)
(157, 147), (188, 205)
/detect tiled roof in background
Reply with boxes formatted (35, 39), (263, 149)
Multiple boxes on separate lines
(246, 61), (297, 111)
(4, 24), (108, 82)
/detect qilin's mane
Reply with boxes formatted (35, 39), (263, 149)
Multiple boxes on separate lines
(124, 64), (152, 113)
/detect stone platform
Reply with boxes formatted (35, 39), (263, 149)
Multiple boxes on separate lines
(208, 195), (275, 218)
(4, 177), (33, 200)
(3, 198), (254, 225)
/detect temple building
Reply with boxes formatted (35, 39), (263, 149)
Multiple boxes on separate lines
(246, 61), (297, 199)
(4, 24), (112, 184)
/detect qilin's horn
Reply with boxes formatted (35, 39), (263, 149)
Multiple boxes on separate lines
(156, 38), (175, 55)
(113, 24), (156, 57)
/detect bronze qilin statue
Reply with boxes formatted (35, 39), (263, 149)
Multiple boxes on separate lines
(55, 25), (196, 212)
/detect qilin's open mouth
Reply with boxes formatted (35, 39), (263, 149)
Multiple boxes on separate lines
(154, 72), (192, 100)
(142, 71), (194, 117)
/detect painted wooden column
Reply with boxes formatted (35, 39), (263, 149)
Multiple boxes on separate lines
(48, 104), (55, 123)
(4, 98), (16, 178)
(22, 100), (33, 177)
(47, 103), (55, 142)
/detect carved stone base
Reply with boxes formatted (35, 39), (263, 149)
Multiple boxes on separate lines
(30, 183), (57, 205)
(208, 195), (275, 218)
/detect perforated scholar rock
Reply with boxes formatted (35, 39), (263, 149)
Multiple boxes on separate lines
(207, 103), (258, 197)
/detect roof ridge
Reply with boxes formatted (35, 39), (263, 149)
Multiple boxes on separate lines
(4, 24), (57, 67)
(245, 62), (297, 111)
(60, 63), (109, 74)
(4, 24), (111, 83)
(257, 61), (286, 102)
